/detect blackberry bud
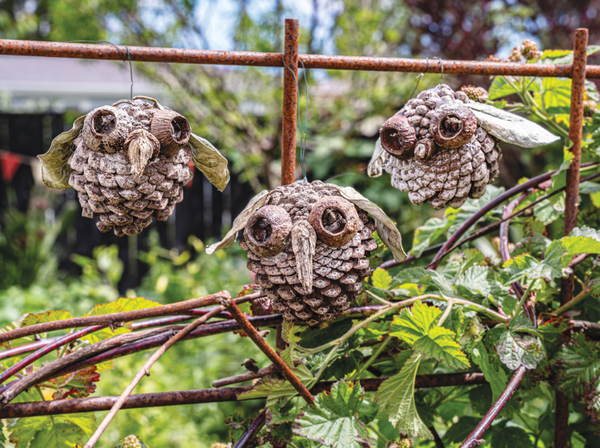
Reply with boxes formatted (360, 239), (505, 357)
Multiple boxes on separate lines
(508, 47), (522, 62)
(521, 39), (541, 61)
(460, 85), (489, 103)
(584, 100), (597, 117)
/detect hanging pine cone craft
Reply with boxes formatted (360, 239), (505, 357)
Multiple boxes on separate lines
(207, 181), (407, 326)
(39, 96), (229, 236)
(368, 84), (559, 210)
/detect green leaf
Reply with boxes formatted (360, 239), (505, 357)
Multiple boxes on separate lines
(293, 381), (375, 448)
(497, 331), (544, 370)
(21, 310), (74, 328)
(553, 333), (600, 399)
(488, 76), (520, 100)
(455, 266), (510, 306)
(371, 268), (392, 290)
(443, 416), (481, 444)
(9, 415), (92, 448)
(471, 341), (508, 401)
(390, 301), (470, 370)
(394, 267), (452, 294)
(410, 215), (455, 257)
(375, 353), (433, 439)
(490, 426), (533, 448)
(82, 296), (161, 317)
(48, 367), (101, 400)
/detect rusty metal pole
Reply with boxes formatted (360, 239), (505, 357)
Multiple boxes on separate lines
(281, 18), (299, 186)
(277, 18), (300, 351)
(556, 28), (589, 448)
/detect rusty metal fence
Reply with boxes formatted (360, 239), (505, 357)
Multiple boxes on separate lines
(0, 18), (595, 448)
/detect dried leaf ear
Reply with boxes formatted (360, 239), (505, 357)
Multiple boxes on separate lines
(467, 102), (560, 147)
(367, 137), (385, 178)
(206, 190), (271, 254)
(38, 115), (86, 189)
(189, 134), (230, 193)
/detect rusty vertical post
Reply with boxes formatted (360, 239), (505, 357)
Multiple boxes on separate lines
(556, 28), (588, 448)
(281, 18), (299, 186)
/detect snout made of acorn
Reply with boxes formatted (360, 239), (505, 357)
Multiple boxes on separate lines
(380, 104), (478, 162)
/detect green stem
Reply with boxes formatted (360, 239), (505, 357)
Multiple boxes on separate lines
(555, 287), (591, 315)
(513, 279), (534, 317)
(368, 423), (389, 442)
(350, 336), (392, 381)
(437, 301), (453, 326)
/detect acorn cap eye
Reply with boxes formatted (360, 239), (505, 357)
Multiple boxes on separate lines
(429, 105), (477, 148)
(309, 196), (360, 247)
(244, 205), (292, 257)
(150, 109), (191, 157)
(379, 114), (417, 159)
(82, 106), (129, 153)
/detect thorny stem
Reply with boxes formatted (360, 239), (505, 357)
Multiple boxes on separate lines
(84, 300), (233, 448)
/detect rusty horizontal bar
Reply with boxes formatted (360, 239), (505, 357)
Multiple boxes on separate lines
(2, 39), (600, 78)
(0, 373), (485, 418)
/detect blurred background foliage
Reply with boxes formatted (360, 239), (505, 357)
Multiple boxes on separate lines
(1, 0), (600, 446)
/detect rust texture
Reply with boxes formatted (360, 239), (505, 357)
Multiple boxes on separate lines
(281, 18), (299, 186)
(0, 373), (485, 418)
(561, 29), (589, 307)
(0, 291), (232, 343)
(223, 295), (315, 404)
(459, 366), (526, 448)
(3, 39), (600, 78)
(0, 39), (284, 67)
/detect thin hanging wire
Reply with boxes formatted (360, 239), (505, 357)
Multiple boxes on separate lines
(70, 40), (134, 100)
(282, 55), (309, 183)
(410, 57), (429, 98)
(433, 56), (444, 84)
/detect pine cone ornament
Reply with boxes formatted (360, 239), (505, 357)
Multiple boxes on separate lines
(39, 97), (230, 236)
(207, 181), (407, 326)
(368, 84), (560, 210)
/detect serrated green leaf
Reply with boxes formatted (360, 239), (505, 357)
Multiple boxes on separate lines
(553, 333), (600, 399)
(497, 331), (544, 370)
(490, 426), (534, 448)
(293, 381), (374, 448)
(9, 415), (88, 448)
(471, 341), (508, 401)
(394, 267), (452, 294)
(443, 416), (481, 444)
(390, 301), (470, 369)
(410, 216), (455, 257)
(83, 297), (161, 317)
(375, 353), (433, 439)
(21, 310), (74, 328)
(371, 268), (392, 290)
(455, 266), (510, 306)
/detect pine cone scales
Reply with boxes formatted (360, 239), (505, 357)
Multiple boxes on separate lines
(67, 100), (193, 236)
(239, 181), (378, 326)
(380, 84), (502, 210)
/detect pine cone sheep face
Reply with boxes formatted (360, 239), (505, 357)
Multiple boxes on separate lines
(67, 100), (194, 236)
(379, 84), (502, 210)
(238, 181), (379, 326)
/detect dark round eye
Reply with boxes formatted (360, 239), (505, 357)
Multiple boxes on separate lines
(309, 197), (359, 247)
(429, 105), (477, 148)
(244, 205), (292, 257)
(82, 106), (128, 153)
(151, 110), (191, 157)
(379, 114), (417, 159)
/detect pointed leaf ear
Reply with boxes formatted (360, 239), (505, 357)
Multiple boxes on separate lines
(38, 115), (86, 189)
(467, 102), (560, 148)
(332, 185), (407, 262)
(368, 137), (385, 178)
(206, 189), (271, 254)
(189, 133), (230, 192)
